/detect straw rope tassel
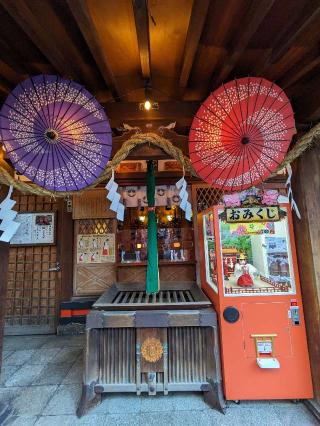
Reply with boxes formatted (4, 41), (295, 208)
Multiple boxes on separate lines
(0, 125), (320, 197)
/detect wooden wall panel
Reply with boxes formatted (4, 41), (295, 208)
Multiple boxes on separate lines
(117, 265), (146, 283)
(117, 264), (196, 284)
(292, 146), (320, 413)
(73, 218), (117, 296)
(73, 188), (116, 219)
(75, 264), (116, 296)
(0, 187), (10, 371)
(159, 264), (196, 282)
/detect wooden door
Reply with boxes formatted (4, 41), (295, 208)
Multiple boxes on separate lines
(5, 193), (60, 335)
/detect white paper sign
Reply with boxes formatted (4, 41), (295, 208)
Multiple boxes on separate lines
(10, 212), (55, 245)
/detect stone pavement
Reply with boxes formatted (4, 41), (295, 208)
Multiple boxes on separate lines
(0, 334), (318, 426)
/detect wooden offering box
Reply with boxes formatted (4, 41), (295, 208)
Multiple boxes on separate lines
(77, 282), (226, 417)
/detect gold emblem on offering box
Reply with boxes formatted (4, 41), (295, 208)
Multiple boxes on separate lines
(226, 206), (280, 223)
(141, 337), (163, 363)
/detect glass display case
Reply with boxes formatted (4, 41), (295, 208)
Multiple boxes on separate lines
(218, 207), (296, 296)
(202, 212), (218, 292)
(117, 206), (194, 264)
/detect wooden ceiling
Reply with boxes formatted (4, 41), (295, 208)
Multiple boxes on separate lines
(1, 0), (320, 132)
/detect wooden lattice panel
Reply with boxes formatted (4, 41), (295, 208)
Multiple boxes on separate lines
(194, 185), (223, 213)
(74, 218), (116, 296)
(5, 193), (59, 332)
(77, 219), (114, 235)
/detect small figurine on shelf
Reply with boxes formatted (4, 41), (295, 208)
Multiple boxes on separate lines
(170, 249), (174, 261)
(120, 248), (126, 263)
(135, 250), (141, 262)
(234, 253), (257, 287)
(180, 249), (186, 261)
(223, 258), (229, 281)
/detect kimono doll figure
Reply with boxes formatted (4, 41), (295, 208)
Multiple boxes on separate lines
(223, 257), (229, 281)
(102, 239), (109, 256)
(234, 253), (257, 287)
(91, 252), (98, 262)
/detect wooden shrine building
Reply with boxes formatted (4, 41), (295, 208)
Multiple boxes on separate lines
(0, 0), (320, 418)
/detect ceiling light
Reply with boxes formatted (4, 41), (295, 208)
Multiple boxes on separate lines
(144, 100), (151, 111)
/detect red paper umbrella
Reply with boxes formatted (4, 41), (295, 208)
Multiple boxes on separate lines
(189, 77), (295, 191)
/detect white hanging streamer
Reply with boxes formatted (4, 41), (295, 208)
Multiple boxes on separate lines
(0, 185), (21, 242)
(285, 164), (301, 219)
(105, 170), (125, 221)
(175, 167), (192, 221)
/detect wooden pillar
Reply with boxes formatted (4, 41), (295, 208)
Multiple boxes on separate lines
(57, 198), (74, 302)
(0, 186), (10, 372)
(292, 144), (320, 418)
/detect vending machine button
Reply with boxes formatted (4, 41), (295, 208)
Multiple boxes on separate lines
(223, 306), (240, 323)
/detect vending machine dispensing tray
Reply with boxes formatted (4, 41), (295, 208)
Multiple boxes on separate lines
(77, 282), (226, 417)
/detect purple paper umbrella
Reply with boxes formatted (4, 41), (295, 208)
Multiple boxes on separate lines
(0, 75), (112, 191)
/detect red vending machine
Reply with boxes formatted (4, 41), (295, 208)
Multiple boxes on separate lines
(198, 202), (313, 400)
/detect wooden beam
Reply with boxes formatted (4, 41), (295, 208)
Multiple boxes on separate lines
(254, 5), (320, 76)
(270, 7), (320, 66)
(179, 0), (210, 89)
(1, 0), (100, 89)
(280, 54), (320, 90)
(67, 0), (121, 100)
(103, 101), (200, 128)
(211, 0), (275, 88)
(0, 75), (11, 95)
(1, 0), (77, 78)
(293, 73), (320, 120)
(132, 0), (151, 80)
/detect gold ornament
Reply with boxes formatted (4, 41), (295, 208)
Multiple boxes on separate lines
(141, 337), (163, 363)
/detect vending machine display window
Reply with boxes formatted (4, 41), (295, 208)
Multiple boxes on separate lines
(203, 213), (218, 293)
(218, 207), (296, 296)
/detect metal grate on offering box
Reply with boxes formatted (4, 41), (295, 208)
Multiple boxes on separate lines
(93, 282), (211, 311)
(112, 289), (194, 304)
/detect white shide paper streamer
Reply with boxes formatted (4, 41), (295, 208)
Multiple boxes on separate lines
(285, 164), (301, 219)
(0, 185), (21, 242)
(105, 170), (125, 221)
(175, 171), (192, 221)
